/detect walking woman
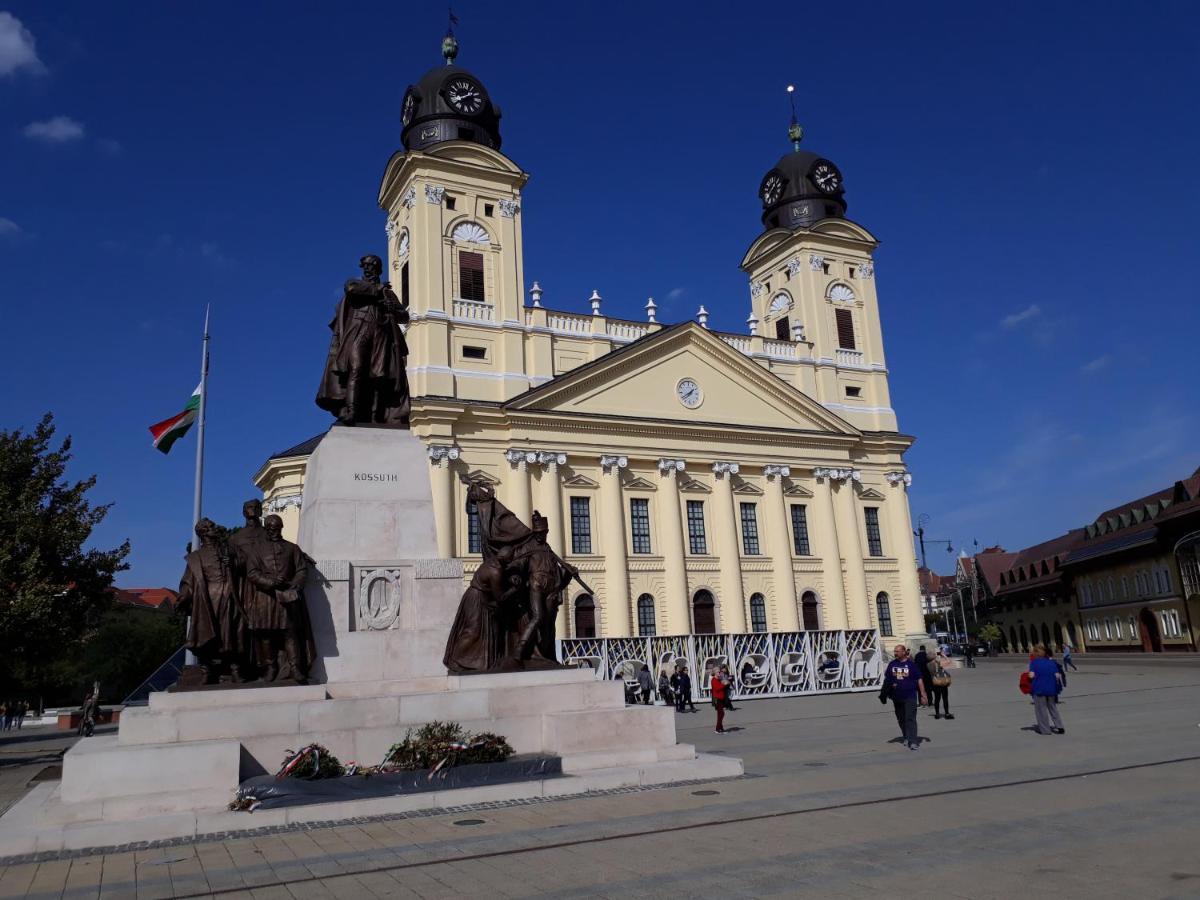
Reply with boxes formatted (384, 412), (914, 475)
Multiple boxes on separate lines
(929, 648), (955, 720)
(1029, 644), (1065, 735)
(711, 666), (731, 734)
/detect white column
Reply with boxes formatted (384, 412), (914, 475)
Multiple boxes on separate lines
(657, 458), (689, 635)
(535, 452), (569, 639)
(886, 471), (928, 643)
(599, 455), (631, 636)
(812, 469), (849, 629)
(712, 461), (746, 632)
(831, 472), (870, 630)
(503, 449), (533, 525)
(427, 445), (460, 559)
(764, 465), (800, 631)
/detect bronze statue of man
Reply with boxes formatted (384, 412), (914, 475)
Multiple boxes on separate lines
(316, 253), (410, 426)
(514, 511), (576, 665)
(244, 515), (316, 683)
(177, 518), (246, 684)
(227, 499), (265, 563)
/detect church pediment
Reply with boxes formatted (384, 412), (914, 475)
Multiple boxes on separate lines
(783, 483), (814, 498)
(623, 476), (657, 491)
(732, 482), (764, 496)
(679, 478), (711, 494)
(504, 323), (859, 437)
(562, 473), (599, 489)
(857, 487), (886, 500)
(464, 469), (501, 485)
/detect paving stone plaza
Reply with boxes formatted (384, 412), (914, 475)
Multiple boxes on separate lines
(1, 656), (1198, 898)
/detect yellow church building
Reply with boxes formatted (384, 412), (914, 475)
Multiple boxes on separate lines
(256, 40), (927, 645)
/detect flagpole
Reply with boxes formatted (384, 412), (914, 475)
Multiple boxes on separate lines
(190, 305), (211, 550)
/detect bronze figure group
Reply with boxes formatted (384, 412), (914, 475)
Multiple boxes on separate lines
(444, 482), (587, 674)
(177, 499), (316, 687)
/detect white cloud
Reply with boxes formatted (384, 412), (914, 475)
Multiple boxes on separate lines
(0, 12), (43, 76)
(0, 216), (20, 237)
(1080, 354), (1111, 374)
(667, 287), (686, 301)
(23, 115), (85, 143)
(1000, 304), (1041, 328)
(98, 138), (122, 155)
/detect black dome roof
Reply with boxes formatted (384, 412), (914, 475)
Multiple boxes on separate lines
(758, 148), (846, 231)
(401, 63), (502, 152)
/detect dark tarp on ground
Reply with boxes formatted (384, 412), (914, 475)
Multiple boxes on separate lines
(235, 754), (562, 810)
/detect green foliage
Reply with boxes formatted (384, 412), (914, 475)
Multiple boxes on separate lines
(0, 414), (130, 697)
(279, 744), (345, 779)
(381, 721), (514, 771)
(81, 607), (185, 703)
(977, 622), (1003, 645)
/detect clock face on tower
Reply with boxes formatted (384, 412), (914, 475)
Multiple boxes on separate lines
(401, 89), (417, 125)
(809, 159), (843, 194)
(760, 171), (785, 207)
(444, 77), (484, 114)
(676, 378), (703, 409)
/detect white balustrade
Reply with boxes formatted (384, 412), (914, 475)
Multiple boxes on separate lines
(452, 299), (495, 322)
(548, 312), (592, 335)
(720, 334), (751, 353)
(836, 348), (865, 367)
(763, 339), (798, 360)
(607, 320), (650, 342)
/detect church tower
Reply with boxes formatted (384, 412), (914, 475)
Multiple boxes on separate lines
(376, 33), (532, 402)
(739, 110), (895, 432)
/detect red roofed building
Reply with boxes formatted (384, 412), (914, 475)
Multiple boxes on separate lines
(112, 588), (178, 612)
(972, 467), (1200, 653)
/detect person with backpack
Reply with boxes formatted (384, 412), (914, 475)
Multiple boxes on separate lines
(1028, 644), (1065, 735)
(929, 649), (955, 720)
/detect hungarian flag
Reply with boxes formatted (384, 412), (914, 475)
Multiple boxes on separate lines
(148, 384), (201, 454)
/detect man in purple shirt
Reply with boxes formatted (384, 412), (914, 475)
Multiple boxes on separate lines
(880, 644), (928, 750)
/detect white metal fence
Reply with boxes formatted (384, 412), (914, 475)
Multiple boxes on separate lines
(558, 629), (883, 701)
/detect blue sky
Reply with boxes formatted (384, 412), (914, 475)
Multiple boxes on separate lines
(2, 1), (1197, 586)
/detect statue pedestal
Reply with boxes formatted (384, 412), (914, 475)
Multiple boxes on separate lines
(297, 425), (439, 561)
(0, 427), (742, 856)
(296, 427), (461, 684)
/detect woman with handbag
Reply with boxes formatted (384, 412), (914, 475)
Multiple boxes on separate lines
(929, 649), (955, 720)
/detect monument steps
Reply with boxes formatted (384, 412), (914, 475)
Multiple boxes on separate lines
(1, 749), (742, 857)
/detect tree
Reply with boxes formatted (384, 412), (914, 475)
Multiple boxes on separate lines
(977, 622), (1003, 649)
(0, 414), (130, 699)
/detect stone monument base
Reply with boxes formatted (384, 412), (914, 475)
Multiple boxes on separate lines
(0, 668), (741, 855)
(0, 427), (742, 856)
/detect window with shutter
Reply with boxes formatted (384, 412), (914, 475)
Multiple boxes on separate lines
(459, 251), (485, 302)
(835, 308), (856, 349)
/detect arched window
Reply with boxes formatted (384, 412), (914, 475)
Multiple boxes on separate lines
(1040, 623), (1051, 649)
(749, 594), (767, 632)
(692, 590), (716, 635)
(574, 595), (595, 638)
(1009, 627), (1019, 652)
(1053, 622), (1064, 650)
(875, 593), (893, 637)
(801, 591), (820, 631)
(1018, 624), (1028, 651)
(1067, 621), (1078, 647)
(636, 594), (656, 637)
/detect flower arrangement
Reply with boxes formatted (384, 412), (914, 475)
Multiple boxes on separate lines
(378, 721), (513, 776)
(275, 743), (346, 780)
